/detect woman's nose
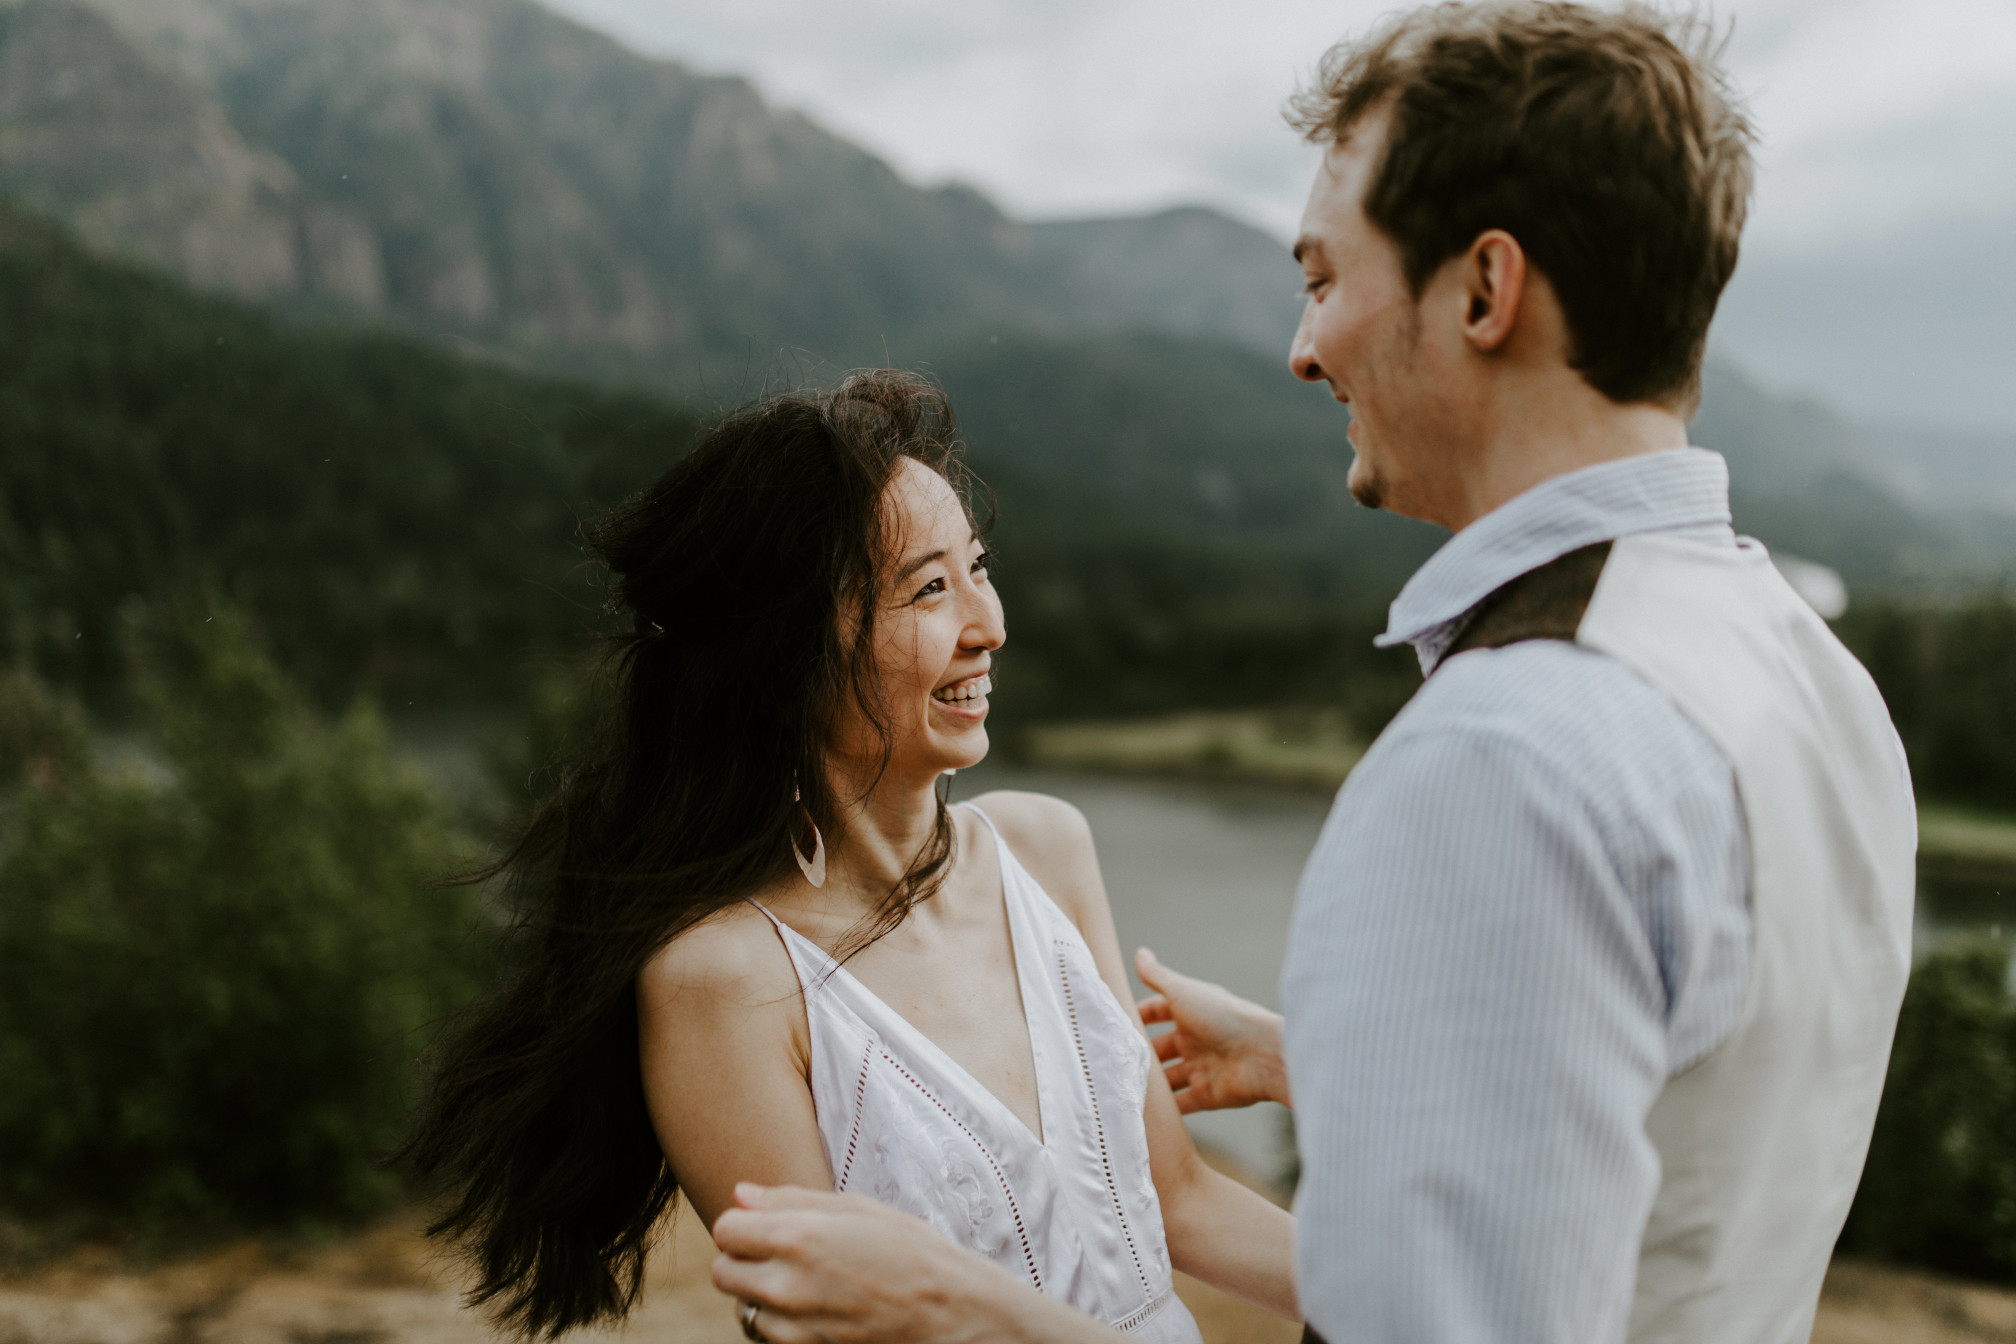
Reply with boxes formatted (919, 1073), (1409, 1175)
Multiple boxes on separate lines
(966, 588), (1006, 651)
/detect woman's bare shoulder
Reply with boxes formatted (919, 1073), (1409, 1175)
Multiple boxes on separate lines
(967, 788), (1091, 848)
(966, 790), (1104, 923)
(637, 899), (799, 1018)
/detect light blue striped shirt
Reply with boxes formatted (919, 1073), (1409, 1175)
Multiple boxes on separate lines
(1282, 449), (1752, 1344)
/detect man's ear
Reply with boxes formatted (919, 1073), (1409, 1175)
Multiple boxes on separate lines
(1461, 230), (1526, 354)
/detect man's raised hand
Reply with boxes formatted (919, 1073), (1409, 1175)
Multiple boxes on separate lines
(1134, 948), (1291, 1112)
(710, 1184), (1117, 1344)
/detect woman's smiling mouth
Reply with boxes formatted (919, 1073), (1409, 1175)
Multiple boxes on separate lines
(932, 673), (992, 711)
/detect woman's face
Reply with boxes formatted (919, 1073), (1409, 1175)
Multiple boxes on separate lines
(836, 458), (1004, 784)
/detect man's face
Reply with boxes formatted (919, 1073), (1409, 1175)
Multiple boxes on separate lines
(1289, 114), (1452, 518)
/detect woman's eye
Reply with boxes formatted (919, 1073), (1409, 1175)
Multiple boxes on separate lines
(971, 551), (993, 576)
(911, 577), (947, 602)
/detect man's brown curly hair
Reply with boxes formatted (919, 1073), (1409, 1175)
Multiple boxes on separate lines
(1289, 2), (1754, 409)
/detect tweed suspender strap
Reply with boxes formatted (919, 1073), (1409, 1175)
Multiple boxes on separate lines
(1438, 539), (1614, 666)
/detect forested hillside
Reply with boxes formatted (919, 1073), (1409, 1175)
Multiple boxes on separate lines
(0, 202), (1430, 720)
(0, 202), (697, 704)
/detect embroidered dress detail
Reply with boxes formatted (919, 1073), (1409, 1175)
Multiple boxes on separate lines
(746, 804), (1202, 1344)
(1057, 948), (1153, 1300)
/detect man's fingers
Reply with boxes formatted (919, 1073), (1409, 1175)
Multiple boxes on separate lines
(710, 1202), (852, 1264)
(707, 1255), (814, 1344)
(709, 1207), (792, 1261)
(1171, 1086), (1204, 1115)
(1138, 993), (1172, 1024)
(1134, 946), (1181, 994)
(710, 1250), (807, 1310)
(708, 1250), (763, 1298)
(733, 1181), (852, 1213)
(1163, 1060), (1191, 1092)
(735, 1306), (817, 1344)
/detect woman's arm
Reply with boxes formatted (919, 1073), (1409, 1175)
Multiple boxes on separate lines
(973, 792), (1300, 1322)
(636, 904), (834, 1231)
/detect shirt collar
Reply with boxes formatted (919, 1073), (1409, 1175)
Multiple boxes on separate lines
(1380, 448), (1735, 673)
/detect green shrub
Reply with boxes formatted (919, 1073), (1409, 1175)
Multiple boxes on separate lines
(1839, 939), (2016, 1281)
(1836, 597), (2016, 809)
(0, 609), (485, 1236)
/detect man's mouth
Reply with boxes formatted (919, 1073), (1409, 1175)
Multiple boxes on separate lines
(932, 673), (992, 705)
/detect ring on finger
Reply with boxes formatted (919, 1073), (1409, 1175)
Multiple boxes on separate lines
(737, 1298), (769, 1343)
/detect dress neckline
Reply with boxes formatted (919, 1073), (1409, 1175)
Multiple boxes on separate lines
(749, 803), (1053, 1148)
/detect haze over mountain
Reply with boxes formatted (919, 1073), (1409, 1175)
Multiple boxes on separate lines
(1027, 208), (1305, 358)
(1, 0), (2010, 595)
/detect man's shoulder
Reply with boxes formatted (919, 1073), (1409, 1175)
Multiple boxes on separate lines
(1372, 637), (1731, 797)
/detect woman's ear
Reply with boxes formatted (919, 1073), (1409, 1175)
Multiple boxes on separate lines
(1461, 230), (1527, 354)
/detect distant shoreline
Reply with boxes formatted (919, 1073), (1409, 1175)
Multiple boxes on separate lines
(1024, 709), (1364, 796)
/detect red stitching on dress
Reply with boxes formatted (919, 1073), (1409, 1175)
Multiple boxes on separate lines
(838, 1039), (873, 1189)
(1057, 945), (1153, 1298)
(1113, 1288), (1173, 1333)
(876, 1048), (1043, 1291)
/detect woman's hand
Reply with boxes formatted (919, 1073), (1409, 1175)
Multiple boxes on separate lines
(1135, 948), (1291, 1112)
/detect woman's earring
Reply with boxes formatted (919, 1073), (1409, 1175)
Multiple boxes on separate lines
(792, 783), (826, 888)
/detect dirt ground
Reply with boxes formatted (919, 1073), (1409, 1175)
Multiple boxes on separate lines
(3, 1202), (2013, 1344)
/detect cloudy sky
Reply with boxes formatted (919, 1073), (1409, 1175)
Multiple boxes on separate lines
(541, 0), (2015, 431)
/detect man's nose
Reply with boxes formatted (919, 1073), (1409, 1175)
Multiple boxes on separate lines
(1288, 305), (1324, 383)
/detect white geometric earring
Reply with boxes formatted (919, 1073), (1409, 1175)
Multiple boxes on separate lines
(792, 783), (827, 888)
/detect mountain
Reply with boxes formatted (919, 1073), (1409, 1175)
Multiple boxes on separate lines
(0, 0), (1118, 381)
(1845, 423), (2016, 520)
(1027, 208), (2016, 585)
(1690, 362), (2016, 588)
(1713, 213), (2016, 438)
(0, 1), (382, 304)
(4, 0), (2010, 604)
(1027, 207), (1305, 358)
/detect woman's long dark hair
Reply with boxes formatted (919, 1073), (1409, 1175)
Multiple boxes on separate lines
(402, 371), (986, 1337)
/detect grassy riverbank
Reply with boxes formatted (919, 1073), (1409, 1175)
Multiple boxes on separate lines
(1919, 804), (2016, 884)
(1026, 710), (1366, 792)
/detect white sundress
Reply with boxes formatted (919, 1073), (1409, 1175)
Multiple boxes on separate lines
(747, 803), (1205, 1343)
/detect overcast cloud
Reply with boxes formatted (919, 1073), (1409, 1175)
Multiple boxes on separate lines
(541, 0), (2016, 431)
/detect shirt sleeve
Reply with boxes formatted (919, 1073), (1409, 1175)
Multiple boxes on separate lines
(1282, 710), (1670, 1344)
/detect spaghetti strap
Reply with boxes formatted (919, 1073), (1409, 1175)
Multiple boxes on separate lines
(743, 897), (825, 999)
